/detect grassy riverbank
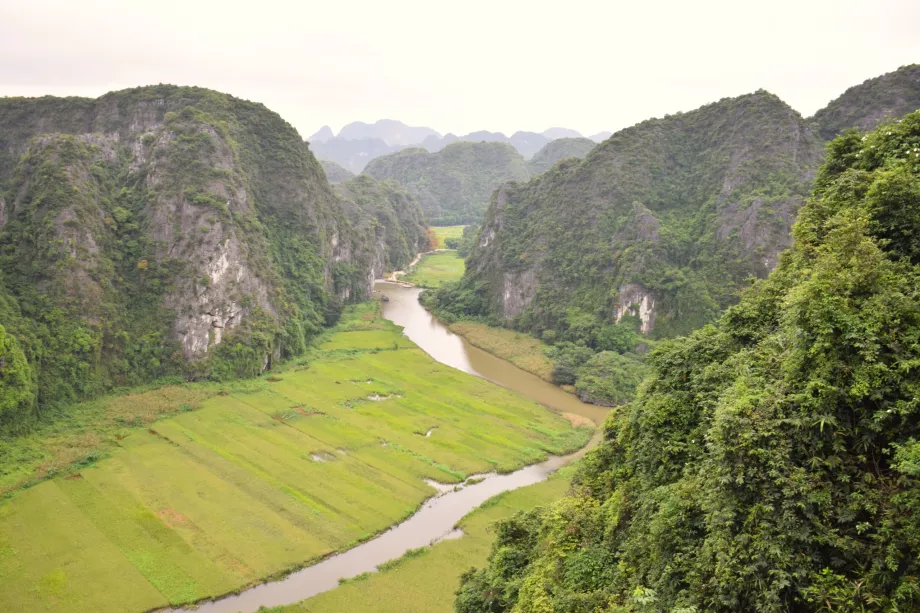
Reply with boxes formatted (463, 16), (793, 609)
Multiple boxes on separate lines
(265, 466), (575, 613)
(447, 321), (556, 382)
(0, 304), (590, 613)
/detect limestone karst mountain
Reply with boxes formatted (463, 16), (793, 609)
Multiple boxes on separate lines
(363, 141), (531, 225)
(429, 64), (920, 348)
(320, 159), (355, 183)
(526, 137), (596, 176)
(0, 86), (427, 431)
(811, 63), (920, 140)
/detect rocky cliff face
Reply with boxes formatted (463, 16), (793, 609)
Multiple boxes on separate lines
(363, 141), (530, 224)
(332, 174), (429, 295)
(455, 91), (823, 339)
(0, 85), (422, 431)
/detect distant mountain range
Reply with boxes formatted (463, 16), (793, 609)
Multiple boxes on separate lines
(308, 120), (609, 172)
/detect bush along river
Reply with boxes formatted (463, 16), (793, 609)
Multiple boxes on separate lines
(170, 281), (607, 613)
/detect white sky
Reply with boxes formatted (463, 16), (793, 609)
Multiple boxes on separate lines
(1, 0), (918, 139)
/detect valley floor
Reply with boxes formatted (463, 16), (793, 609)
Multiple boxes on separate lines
(266, 467), (573, 613)
(446, 321), (556, 383)
(0, 304), (589, 613)
(401, 250), (465, 288)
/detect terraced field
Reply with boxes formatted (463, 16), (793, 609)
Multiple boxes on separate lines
(0, 304), (590, 613)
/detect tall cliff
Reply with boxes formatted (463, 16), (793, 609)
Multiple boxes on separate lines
(332, 174), (429, 289)
(435, 91), (822, 339)
(363, 141), (530, 224)
(0, 86), (421, 432)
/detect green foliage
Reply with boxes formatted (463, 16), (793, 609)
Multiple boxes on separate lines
(574, 351), (648, 406)
(545, 342), (594, 386)
(0, 85), (425, 432)
(363, 142), (530, 225)
(526, 137), (596, 176)
(0, 324), (36, 433)
(456, 112), (920, 613)
(333, 173), (429, 279)
(811, 64), (920, 141)
(436, 91), (823, 345)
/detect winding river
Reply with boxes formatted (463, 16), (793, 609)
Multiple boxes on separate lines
(174, 281), (606, 613)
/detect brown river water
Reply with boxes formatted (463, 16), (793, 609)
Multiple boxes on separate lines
(171, 281), (606, 613)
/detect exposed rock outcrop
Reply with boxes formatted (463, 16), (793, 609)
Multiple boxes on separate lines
(0, 85), (427, 424)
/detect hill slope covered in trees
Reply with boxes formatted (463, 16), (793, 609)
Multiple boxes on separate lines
(456, 109), (920, 613)
(363, 141), (531, 224)
(527, 137), (597, 176)
(0, 86), (425, 433)
(811, 64), (920, 140)
(429, 91), (823, 341)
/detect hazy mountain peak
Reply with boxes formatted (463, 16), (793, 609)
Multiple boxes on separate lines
(542, 127), (583, 139)
(589, 130), (612, 142)
(337, 119), (440, 146)
(309, 125), (335, 143)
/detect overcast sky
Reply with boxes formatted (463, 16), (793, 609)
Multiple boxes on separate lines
(1, 0), (918, 139)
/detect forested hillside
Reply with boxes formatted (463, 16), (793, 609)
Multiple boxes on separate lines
(363, 142), (530, 224)
(430, 91), (823, 341)
(527, 137), (596, 176)
(457, 110), (920, 613)
(0, 86), (425, 433)
(320, 159), (354, 182)
(332, 173), (429, 274)
(812, 64), (920, 140)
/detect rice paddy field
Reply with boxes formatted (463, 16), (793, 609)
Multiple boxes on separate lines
(266, 467), (574, 613)
(429, 225), (465, 249)
(0, 304), (590, 613)
(402, 251), (465, 288)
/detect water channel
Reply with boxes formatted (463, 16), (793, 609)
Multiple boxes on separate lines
(173, 281), (607, 613)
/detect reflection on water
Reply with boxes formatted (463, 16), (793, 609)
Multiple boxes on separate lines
(376, 281), (609, 426)
(168, 282), (608, 613)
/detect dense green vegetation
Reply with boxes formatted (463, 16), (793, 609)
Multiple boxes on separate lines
(812, 64), (920, 140)
(363, 142), (531, 225)
(333, 174), (429, 275)
(526, 137), (596, 176)
(264, 466), (575, 613)
(430, 91), (822, 345)
(0, 86), (425, 433)
(456, 112), (920, 613)
(320, 159), (354, 183)
(0, 303), (590, 613)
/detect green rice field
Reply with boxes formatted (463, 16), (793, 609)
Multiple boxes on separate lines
(266, 467), (574, 613)
(0, 303), (589, 613)
(402, 251), (465, 288)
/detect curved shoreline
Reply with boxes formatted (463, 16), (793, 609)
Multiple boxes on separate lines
(165, 443), (592, 613)
(160, 280), (604, 613)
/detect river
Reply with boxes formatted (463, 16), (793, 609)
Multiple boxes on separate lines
(172, 281), (606, 613)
